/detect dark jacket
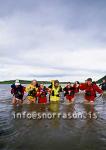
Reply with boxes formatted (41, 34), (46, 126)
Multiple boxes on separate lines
(99, 82), (106, 91)
(11, 84), (25, 99)
(63, 86), (75, 96)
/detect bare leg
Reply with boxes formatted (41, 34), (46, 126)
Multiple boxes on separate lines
(12, 97), (17, 106)
(71, 98), (74, 103)
(65, 97), (74, 104)
(18, 100), (23, 106)
(90, 101), (94, 105)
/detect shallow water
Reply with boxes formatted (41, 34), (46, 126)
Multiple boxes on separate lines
(0, 84), (106, 150)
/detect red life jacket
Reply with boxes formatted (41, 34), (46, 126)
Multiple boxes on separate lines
(38, 87), (47, 98)
(85, 84), (96, 97)
(73, 84), (79, 93)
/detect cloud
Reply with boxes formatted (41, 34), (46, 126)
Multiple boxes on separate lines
(0, 0), (106, 81)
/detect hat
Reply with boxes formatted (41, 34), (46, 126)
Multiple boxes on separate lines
(86, 78), (92, 82)
(15, 80), (20, 86)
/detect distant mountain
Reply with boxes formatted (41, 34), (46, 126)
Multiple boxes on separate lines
(0, 80), (51, 84)
(0, 80), (30, 84)
(0, 77), (106, 84)
(0, 80), (67, 84)
(97, 75), (106, 84)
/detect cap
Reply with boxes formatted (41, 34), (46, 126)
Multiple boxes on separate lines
(15, 80), (20, 86)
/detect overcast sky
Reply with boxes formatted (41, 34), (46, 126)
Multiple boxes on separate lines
(0, 0), (106, 82)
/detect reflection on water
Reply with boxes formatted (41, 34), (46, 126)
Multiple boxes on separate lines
(0, 84), (106, 150)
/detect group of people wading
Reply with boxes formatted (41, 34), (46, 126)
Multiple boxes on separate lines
(11, 78), (106, 106)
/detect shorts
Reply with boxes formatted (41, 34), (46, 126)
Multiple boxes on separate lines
(38, 97), (47, 103)
(66, 95), (74, 101)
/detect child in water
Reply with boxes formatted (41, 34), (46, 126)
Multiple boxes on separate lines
(37, 84), (48, 104)
(11, 80), (25, 106)
(63, 82), (76, 103)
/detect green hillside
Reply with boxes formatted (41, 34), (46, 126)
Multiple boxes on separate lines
(0, 80), (51, 84)
(0, 80), (67, 84)
(97, 75), (106, 84)
(0, 76), (106, 84)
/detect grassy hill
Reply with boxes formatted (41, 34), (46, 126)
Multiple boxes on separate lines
(1, 76), (105, 84)
(0, 80), (67, 84)
(0, 80), (50, 84)
(96, 75), (106, 84)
